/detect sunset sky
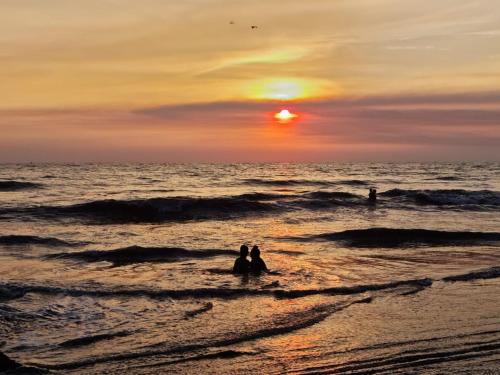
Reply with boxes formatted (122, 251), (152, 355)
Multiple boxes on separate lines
(1, 0), (499, 162)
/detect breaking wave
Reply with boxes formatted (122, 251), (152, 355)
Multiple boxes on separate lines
(58, 331), (133, 348)
(0, 180), (42, 191)
(0, 190), (366, 223)
(273, 278), (432, 299)
(289, 228), (500, 248)
(0, 235), (81, 247)
(0, 277), (432, 301)
(442, 266), (500, 282)
(1, 263), (496, 305)
(242, 178), (369, 187)
(306, 191), (360, 200)
(0, 285), (26, 302)
(49, 246), (238, 265)
(236, 192), (287, 200)
(2, 188), (499, 225)
(9, 195), (279, 223)
(381, 189), (500, 207)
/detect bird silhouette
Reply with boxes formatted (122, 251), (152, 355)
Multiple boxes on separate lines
(251, 25), (258, 29)
(230, 21), (235, 24)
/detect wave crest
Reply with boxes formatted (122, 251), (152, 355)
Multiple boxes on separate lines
(58, 331), (132, 348)
(442, 266), (500, 282)
(0, 277), (432, 301)
(3, 188), (499, 225)
(0, 180), (42, 191)
(23, 195), (279, 223)
(49, 246), (238, 265)
(0, 235), (80, 247)
(243, 178), (330, 187)
(381, 189), (500, 207)
(0, 285), (26, 302)
(290, 228), (500, 247)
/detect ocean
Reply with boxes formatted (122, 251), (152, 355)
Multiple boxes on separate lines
(1, 163), (499, 374)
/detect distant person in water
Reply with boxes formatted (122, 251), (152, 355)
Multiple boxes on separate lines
(250, 245), (268, 274)
(368, 188), (377, 202)
(233, 244), (250, 274)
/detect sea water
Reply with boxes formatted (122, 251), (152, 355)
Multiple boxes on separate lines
(0, 163), (499, 373)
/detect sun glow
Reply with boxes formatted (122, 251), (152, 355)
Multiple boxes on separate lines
(263, 81), (303, 100)
(247, 78), (330, 101)
(274, 109), (298, 122)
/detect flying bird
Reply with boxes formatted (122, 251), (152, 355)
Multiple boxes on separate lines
(251, 25), (258, 29)
(230, 21), (234, 24)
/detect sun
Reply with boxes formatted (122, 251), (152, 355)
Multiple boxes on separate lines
(274, 109), (298, 123)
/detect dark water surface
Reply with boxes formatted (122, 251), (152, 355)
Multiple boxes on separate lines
(1, 163), (499, 374)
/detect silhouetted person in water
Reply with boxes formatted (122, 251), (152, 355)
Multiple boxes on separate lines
(368, 188), (377, 203)
(233, 245), (250, 274)
(250, 245), (268, 274)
